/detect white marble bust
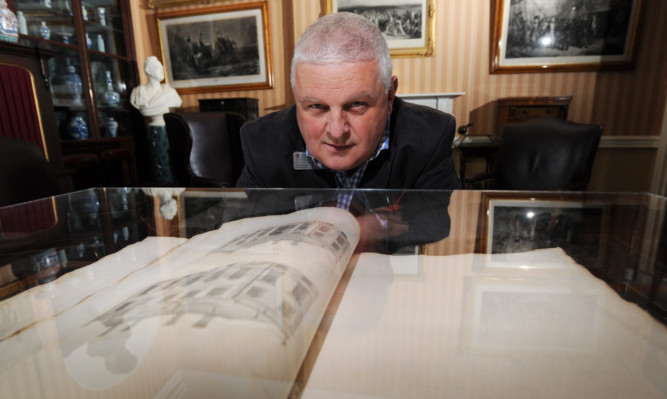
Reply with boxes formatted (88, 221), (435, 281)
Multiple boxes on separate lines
(130, 56), (182, 126)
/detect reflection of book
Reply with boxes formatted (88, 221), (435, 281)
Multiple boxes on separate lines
(0, 207), (359, 399)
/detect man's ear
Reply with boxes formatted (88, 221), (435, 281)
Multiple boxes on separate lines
(388, 76), (399, 113)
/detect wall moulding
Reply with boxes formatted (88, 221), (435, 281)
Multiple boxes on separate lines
(598, 136), (659, 149)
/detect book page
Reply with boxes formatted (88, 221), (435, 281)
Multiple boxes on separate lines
(303, 248), (667, 398)
(0, 206), (360, 399)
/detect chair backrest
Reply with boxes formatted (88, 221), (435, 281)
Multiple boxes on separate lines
(164, 111), (246, 187)
(0, 136), (61, 207)
(495, 117), (602, 191)
(0, 64), (46, 152)
(1, 60), (64, 174)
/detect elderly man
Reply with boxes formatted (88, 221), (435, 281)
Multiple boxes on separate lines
(236, 12), (459, 190)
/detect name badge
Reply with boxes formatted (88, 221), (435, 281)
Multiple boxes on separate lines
(293, 152), (321, 170)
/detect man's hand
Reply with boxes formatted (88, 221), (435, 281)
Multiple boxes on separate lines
(355, 207), (409, 253)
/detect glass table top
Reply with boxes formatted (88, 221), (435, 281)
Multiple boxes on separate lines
(0, 188), (665, 398)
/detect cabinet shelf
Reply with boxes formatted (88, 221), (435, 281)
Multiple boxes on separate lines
(14, 2), (69, 12)
(53, 103), (86, 110)
(87, 48), (128, 60)
(19, 34), (77, 47)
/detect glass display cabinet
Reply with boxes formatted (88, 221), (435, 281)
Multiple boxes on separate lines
(8, 0), (141, 182)
(0, 188), (665, 397)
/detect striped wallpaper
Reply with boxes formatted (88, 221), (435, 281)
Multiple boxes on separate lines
(131, 0), (665, 138)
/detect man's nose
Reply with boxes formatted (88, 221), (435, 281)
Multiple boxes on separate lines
(326, 110), (350, 142)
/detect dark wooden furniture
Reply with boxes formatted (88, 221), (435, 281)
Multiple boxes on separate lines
(453, 134), (498, 188)
(495, 96), (572, 137)
(199, 97), (259, 120)
(7, 0), (143, 188)
(62, 136), (138, 187)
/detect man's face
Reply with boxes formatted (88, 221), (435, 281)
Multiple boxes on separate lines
(293, 61), (397, 172)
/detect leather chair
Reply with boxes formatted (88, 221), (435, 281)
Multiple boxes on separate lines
(0, 136), (61, 207)
(164, 111), (246, 187)
(466, 117), (602, 190)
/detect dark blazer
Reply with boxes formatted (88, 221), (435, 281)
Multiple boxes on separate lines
(236, 97), (460, 189)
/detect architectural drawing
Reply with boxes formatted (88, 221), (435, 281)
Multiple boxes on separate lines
(91, 260), (319, 340)
(218, 220), (352, 260)
(0, 207), (361, 398)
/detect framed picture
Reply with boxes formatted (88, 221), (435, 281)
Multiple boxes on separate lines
(157, 2), (273, 94)
(491, 0), (643, 73)
(477, 192), (609, 270)
(326, 0), (435, 57)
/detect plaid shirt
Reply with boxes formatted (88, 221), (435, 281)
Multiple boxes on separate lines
(307, 119), (391, 209)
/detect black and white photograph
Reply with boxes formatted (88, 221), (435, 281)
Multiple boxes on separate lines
(327, 0), (434, 56)
(157, 3), (272, 93)
(482, 197), (608, 269)
(492, 0), (643, 72)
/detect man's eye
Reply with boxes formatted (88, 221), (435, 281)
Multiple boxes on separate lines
(345, 101), (368, 113)
(309, 104), (325, 111)
(345, 102), (367, 112)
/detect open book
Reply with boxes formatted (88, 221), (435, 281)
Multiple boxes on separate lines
(0, 207), (359, 399)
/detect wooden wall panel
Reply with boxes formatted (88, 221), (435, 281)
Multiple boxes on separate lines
(593, 0), (667, 138)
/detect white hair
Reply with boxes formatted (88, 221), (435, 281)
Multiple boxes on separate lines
(290, 12), (392, 90)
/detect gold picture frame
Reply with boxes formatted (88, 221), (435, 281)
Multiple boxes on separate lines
(325, 0), (435, 57)
(490, 0), (644, 73)
(149, 0), (213, 9)
(157, 2), (273, 94)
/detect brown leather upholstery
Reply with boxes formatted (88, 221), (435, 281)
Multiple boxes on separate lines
(0, 136), (61, 207)
(164, 111), (246, 187)
(467, 117), (602, 191)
